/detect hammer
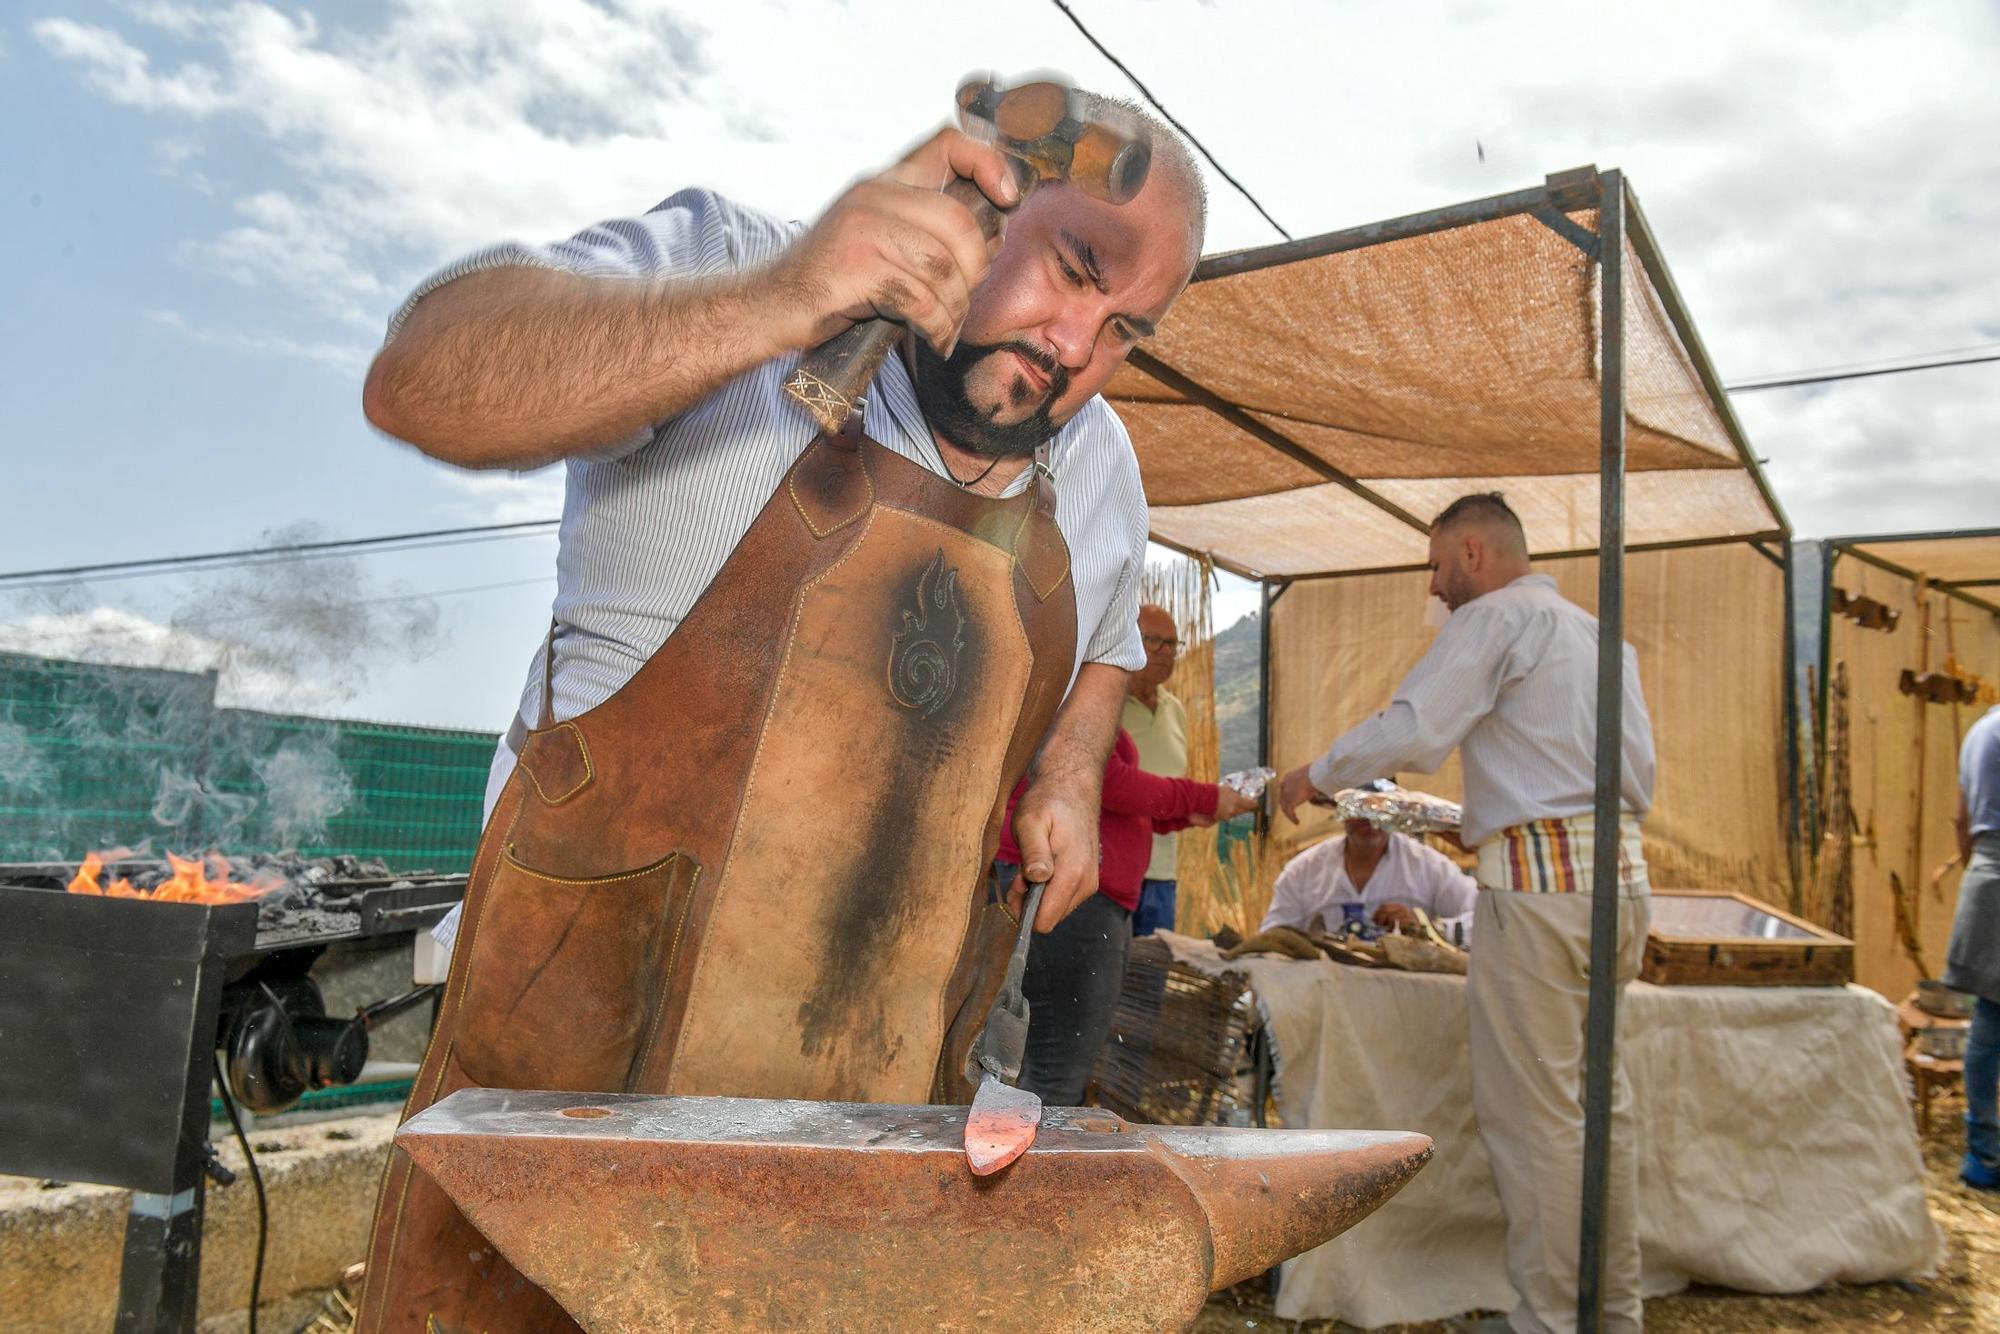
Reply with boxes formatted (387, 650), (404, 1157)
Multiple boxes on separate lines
(781, 77), (1153, 435)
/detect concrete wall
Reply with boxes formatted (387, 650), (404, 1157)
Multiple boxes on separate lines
(0, 1111), (394, 1332)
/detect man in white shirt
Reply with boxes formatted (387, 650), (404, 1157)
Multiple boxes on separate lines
(1276, 493), (1656, 1334)
(357, 94), (1213, 1329)
(1261, 819), (1478, 936)
(1122, 603), (1191, 935)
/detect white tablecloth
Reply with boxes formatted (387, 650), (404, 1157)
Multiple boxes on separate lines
(1157, 932), (1941, 1328)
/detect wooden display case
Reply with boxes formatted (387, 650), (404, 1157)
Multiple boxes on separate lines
(1640, 890), (1854, 987)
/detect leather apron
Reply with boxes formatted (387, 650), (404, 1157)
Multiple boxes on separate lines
(359, 423), (1077, 1331)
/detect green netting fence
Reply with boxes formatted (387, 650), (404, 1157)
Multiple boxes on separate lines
(0, 651), (498, 871)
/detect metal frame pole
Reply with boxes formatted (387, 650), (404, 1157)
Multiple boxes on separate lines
(1577, 170), (1627, 1332)
(1256, 579), (1274, 834)
(1818, 543), (1837, 765)
(1782, 542), (1802, 908)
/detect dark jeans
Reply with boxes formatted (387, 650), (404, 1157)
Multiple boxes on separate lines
(1132, 877), (1178, 937)
(1969, 996), (2000, 1179)
(994, 861), (1132, 1105)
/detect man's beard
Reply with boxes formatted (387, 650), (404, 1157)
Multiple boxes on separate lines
(910, 337), (1070, 459)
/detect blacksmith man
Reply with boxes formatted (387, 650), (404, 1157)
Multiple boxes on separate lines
(354, 92), (1206, 1329)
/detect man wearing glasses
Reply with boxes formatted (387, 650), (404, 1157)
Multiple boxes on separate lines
(1123, 603), (1191, 935)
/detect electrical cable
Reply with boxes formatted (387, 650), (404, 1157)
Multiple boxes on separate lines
(214, 1056), (269, 1334)
(0, 519), (559, 587)
(1048, 0), (1292, 240)
(1730, 339), (2000, 383)
(0, 532), (567, 594)
(1725, 351), (2000, 394)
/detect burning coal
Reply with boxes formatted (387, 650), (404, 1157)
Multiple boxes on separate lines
(67, 848), (282, 904)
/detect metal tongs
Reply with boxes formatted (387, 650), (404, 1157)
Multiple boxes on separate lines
(963, 877), (1046, 1175)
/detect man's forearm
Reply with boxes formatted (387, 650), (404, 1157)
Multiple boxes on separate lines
(1033, 662), (1129, 793)
(1307, 704), (1423, 795)
(363, 264), (807, 470)
(1008, 662), (1130, 927)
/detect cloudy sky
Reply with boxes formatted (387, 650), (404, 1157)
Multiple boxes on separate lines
(4, 0), (1995, 730)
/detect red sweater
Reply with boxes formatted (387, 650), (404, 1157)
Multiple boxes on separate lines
(997, 729), (1218, 911)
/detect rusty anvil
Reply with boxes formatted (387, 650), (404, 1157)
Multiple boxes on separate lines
(398, 1089), (1432, 1332)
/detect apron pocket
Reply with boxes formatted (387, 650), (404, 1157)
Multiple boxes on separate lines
(453, 850), (699, 1093)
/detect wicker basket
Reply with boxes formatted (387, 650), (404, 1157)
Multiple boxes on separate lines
(1089, 937), (1262, 1126)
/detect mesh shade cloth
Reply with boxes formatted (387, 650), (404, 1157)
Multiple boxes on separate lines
(1150, 484), (1432, 577)
(1368, 470), (1777, 553)
(1151, 471), (1778, 578)
(1845, 534), (2000, 590)
(1114, 183), (1780, 574)
(1267, 544), (1793, 904)
(1826, 556), (2000, 995)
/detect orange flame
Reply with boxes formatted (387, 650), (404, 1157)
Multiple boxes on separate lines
(67, 850), (280, 904)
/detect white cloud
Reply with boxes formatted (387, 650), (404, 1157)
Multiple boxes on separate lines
(32, 2), (785, 325)
(31, 18), (227, 113)
(146, 308), (371, 371)
(434, 467), (568, 526)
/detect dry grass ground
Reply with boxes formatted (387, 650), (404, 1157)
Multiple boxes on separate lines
(1196, 1087), (1999, 1333)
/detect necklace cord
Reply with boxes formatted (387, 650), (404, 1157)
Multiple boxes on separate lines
(929, 433), (1005, 490)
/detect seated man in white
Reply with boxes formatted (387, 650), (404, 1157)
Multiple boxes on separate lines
(1262, 816), (1478, 935)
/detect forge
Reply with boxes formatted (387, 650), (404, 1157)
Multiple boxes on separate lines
(0, 855), (466, 1334)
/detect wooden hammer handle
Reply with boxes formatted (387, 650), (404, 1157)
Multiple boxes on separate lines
(783, 173), (1020, 435)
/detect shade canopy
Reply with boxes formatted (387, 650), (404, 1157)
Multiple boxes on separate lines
(1120, 169), (1787, 577)
(1834, 530), (2000, 606)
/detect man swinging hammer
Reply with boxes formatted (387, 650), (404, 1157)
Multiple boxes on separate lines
(355, 79), (1207, 1331)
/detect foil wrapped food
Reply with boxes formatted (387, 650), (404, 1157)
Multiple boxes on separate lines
(1331, 785), (1462, 834)
(1220, 766), (1276, 799)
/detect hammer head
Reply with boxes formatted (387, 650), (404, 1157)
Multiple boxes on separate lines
(957, 77), (1152, 207)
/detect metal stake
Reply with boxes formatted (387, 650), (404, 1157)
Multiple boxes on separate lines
(1256, 579), (1273, 835)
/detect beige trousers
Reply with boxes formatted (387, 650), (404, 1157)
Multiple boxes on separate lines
(1469, 824), (1651, 1334)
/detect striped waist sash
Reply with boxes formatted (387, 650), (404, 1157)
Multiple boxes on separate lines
(1476, 814), (1645, 894)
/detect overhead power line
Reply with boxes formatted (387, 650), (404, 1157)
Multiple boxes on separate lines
(0, 519), (559, 588)
(1731, 339), (2000, 384)
(1725, 351), (2000, 394)
(1048, 0), (1292, 241)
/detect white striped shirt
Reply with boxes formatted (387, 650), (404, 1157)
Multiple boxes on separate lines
(1306, 574), (1655, 848)
(397, 192), (1151, 953)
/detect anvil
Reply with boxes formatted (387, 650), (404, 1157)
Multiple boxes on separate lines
(397, 1089), (1432, 1332)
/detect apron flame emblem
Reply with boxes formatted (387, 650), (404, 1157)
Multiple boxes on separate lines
(889, 549), (966, 717)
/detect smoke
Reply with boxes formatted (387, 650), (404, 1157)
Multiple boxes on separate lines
(148, 767), (258, 844)
(0, 522), (444, 712)
(0, 721), (58, 801)
(167, 520), (445, 708)
(0, 521), (442, 858)
(252, 731), (357, 847)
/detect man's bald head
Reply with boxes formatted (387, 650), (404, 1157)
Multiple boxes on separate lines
(1426, 492), (1532, 611)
